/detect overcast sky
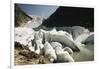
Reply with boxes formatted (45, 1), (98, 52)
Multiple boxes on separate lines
(18, 4), (59, 19)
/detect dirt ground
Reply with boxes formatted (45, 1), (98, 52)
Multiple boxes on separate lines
(14, 44), (94, 65)
(14, 46), (51, 65)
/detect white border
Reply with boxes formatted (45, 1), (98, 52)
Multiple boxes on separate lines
(11, 1), (14, 69)
(10, 0), (98, 69)
(13, 0), (95, 8)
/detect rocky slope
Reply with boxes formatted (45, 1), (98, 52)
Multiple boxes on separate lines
(15, 4), (32, 27)
(15, 4), (44, 28)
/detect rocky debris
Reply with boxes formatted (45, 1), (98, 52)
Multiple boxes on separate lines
(14, 46), (51, 65)
(38, 56), (51, 64)
(19, 51), (40, 59)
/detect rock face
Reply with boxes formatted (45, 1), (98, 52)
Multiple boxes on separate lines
(43, 6), (94, 28)
(15, 4), (32, 27)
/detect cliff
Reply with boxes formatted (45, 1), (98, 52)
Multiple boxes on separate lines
(43, 6), (94, 28)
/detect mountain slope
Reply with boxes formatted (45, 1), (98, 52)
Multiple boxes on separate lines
(15, 4), (32, 27)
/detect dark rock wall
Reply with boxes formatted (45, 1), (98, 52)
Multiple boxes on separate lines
(43, 6), (94, 28)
